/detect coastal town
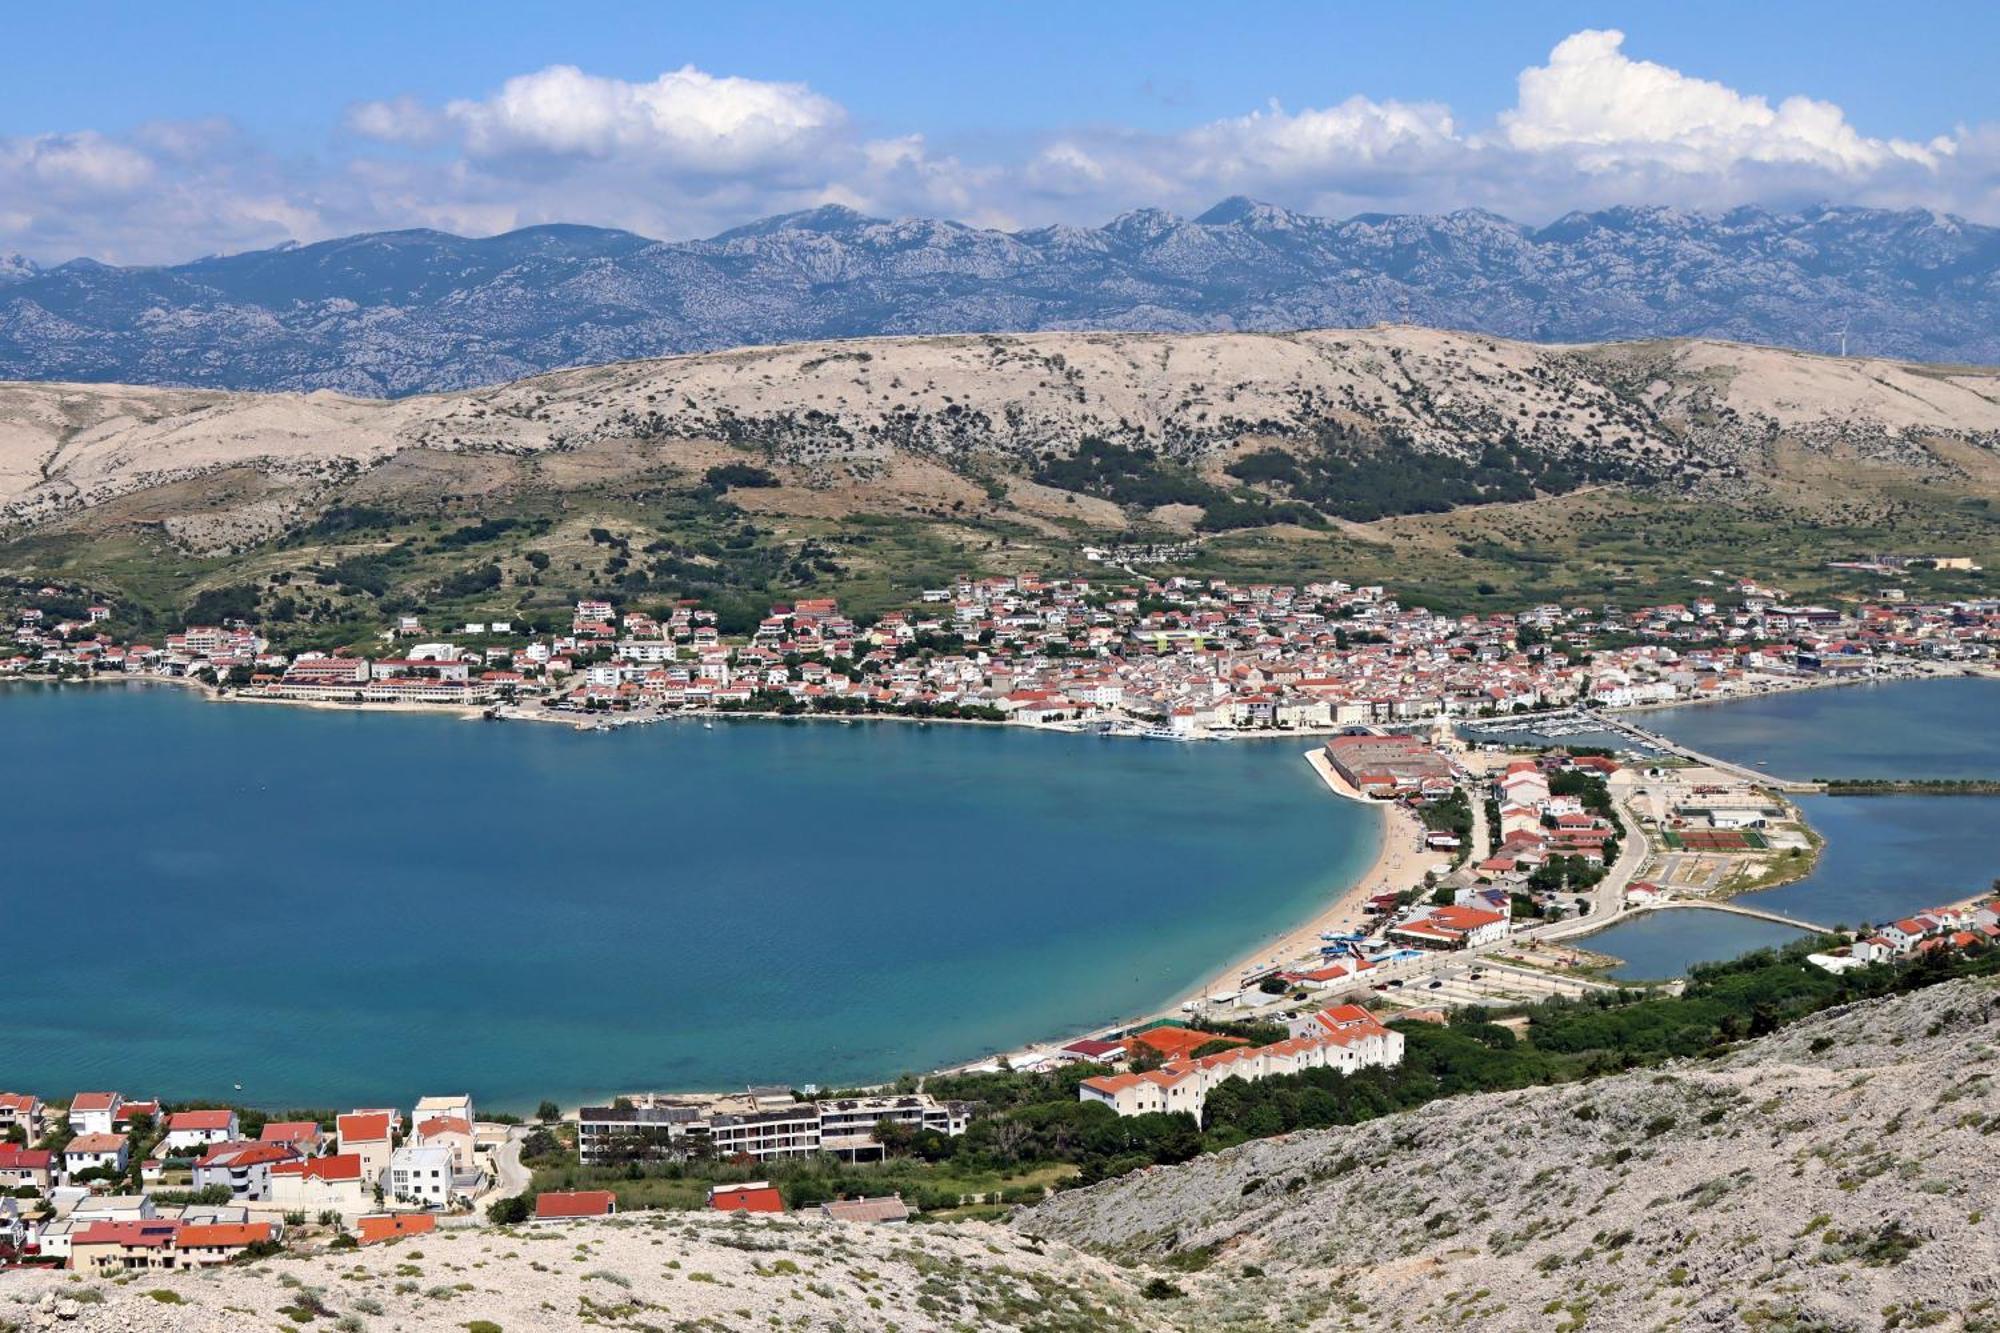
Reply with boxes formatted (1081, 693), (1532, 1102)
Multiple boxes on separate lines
(3, 567), (1998, 1278)
(5, 567), (1993, 733)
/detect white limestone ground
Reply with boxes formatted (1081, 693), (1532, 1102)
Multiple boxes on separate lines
(5, 326), (1998, 537)
(3, 1211), (1160, 1332)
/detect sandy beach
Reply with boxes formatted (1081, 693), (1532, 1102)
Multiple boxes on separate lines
(1173, 750), (1433, 1005)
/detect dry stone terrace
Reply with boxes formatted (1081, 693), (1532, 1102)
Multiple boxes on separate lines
(6, 566), (1991, 732)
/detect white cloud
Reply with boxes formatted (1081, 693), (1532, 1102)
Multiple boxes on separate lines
(344, 95), (449, 147)
(1500, 29), (1944, 175)
(439, 64), (845, 173)
(3, 132), (155, 198)
(0, 35), (1992, 266)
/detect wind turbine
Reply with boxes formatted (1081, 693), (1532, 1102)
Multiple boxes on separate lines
(1835, 319), (1850, 358)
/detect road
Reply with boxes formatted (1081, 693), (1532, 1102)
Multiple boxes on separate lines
(487, 1126), (533, 1205)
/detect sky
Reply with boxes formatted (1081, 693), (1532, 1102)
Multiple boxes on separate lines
(4, 0), (1997, 264)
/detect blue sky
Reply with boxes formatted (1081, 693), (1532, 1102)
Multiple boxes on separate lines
(3, 1), (1995, 263)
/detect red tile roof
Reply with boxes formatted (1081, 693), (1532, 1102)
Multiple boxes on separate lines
(709, 1184), (785, 1214)
(535, 1189), (616, 1219)
(338, 1112), (391, 1143)
(260, 1121), (321, 1144)
(357, 1212), (437, 1244)
(178, 1222), (275, 1249)
(271, 1153), (362, 1182)
(168, 1109), (236, 1132)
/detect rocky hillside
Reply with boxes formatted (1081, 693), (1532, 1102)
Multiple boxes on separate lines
(1022, 975), (2000, 1331)
(4, 203), (1999, 395)
(9, 978), (1996, 1331)
(5, 326), (1998, 548)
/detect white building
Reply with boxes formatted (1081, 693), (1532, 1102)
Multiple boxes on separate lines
(67, 1092), (122, 1137)
(387, 1145), (455, 1208)
(63, 1134), (130, 1180)
(163, 1109), (239, 1152)
(336, 1112), (395, 1190)
(269, 1154), (371, 1213)
(1080, 1006), (1404, 1124)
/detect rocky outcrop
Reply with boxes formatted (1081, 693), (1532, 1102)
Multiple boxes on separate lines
(1021, 976), (2000, 1330)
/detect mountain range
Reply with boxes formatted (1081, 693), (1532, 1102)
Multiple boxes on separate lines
(3, 202), (1999, 396)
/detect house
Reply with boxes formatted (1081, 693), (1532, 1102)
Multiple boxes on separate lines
(63, 1133), (130, 1179)
(411, 1115), (476, 1174)
(0, 1093), (45, 1141)
(413, 1094), (475, 1130)
(71, 1218), (278, 1275)
(817, 1194), (910, 1224)
(112, 1100), (160, 1134)
(1388, 905), (1509, 951)
(356, 1212), (437, 1245)
(269, 1154), (370, 1213)
(0, 1146), (55, 1192)
(67, 1092), (122, 1137)
(387, 1145), (455, 1208)
(163, 1109), (240, 1152)
(173, 1221), (280, 1267)
(708, 1182), (784, 1214)
(533, 1190), (617, 1222)
(192, 1141), (299, 1202)
(337, 1112), (394, 1187)
(68, 1220), (180, 1275)
(259, 1121), (325, 1157)
(1057, 1038), (1129, 1064)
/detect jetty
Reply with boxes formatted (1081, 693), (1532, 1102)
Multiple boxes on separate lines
(1540, 896), (1832, 945)
(1638, 898), (1831, 933)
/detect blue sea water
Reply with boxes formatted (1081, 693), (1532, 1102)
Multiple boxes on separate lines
(1638, 677), (2000, 782)
(1589, 676), (2000, 978)
(0, 683), (1378, 1110)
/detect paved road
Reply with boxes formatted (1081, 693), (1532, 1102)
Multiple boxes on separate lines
(485, 1126), (532, 1207)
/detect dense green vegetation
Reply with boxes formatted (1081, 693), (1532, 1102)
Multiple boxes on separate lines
(1225, 425), (1649, 523)
(530, 940), (1999, 1215)
(1031, 438), (1320, 532)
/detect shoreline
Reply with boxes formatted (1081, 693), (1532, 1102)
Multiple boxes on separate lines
(8, 668), (1982, 1111)
(919, 746), (1433, 1088)
(1178, 749), (1422, 1002)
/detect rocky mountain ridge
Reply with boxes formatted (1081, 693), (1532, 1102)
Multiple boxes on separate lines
(4, 202), (1999, 395)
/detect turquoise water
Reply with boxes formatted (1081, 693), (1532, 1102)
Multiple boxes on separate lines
(0, 684), (1378, 1110)
(1588, 676), (2000, 976)
(1597, 911), (1811, 982)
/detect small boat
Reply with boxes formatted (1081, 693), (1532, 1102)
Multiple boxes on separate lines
(703, 722), (714, 730)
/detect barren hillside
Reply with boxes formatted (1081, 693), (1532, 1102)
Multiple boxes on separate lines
(4, 326), (1999, 544)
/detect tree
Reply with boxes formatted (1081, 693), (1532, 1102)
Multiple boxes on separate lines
(536, 1100), (560, 1123)
(486, 1194), (531, 1225)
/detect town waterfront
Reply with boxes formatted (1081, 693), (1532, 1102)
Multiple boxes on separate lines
(1587, 677), (2000, 976)
(0, 682), (1379, 1110)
